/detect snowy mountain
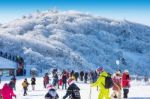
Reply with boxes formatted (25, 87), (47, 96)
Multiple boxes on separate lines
(0, 10), (150, 75)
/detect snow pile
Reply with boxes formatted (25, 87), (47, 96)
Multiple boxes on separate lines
(0, 10), (150, 75)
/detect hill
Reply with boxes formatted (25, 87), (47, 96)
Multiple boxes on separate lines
(0, 10), (150, 75)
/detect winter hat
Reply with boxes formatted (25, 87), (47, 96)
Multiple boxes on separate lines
(124, 69), (129, 73)
(116, 70), (121, 75)
(68, 78), (75, 85)
(96, 67), (104, 72)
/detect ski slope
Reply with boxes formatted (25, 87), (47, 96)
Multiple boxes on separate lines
(0, 76), (150, 99)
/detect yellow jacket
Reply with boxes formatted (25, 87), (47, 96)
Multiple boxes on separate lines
(22, 81), (28, 88)
(91, 71), (110, 99)
(91, 71), (108, 89)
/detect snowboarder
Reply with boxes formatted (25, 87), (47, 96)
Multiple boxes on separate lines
(63, 79), (81, 99)
(122, 69), (130, 99)
(91, 67), (110, 99)
(22, 78), (29, 96)
(0, 83), (16, 99)
(31, 75), (36, 90)
(45, 84), (59, 99)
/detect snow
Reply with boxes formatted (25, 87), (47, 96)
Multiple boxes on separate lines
(0, 10), (150, 75)
(0, 76), (150, 99)
(0, 57), (17, 69)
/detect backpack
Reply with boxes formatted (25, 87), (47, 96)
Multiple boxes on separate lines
(102, 73), (113, 89)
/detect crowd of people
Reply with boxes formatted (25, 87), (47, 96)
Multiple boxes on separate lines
(0, 67), (132, 99)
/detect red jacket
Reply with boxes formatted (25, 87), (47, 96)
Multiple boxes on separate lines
(1, 83), (16, 99)
(122, 73), (130, 88)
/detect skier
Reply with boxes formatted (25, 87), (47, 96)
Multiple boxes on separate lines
(122, 69), (130, 99)
(45, 85), (59, 99)
(31, 75), (36, 90)
(91, 67), (110, 99)
(63, 79), (81, 99)
(0, 83), (16, 99)
(111, 71), (122, 99)
(22, 78), (29, 96)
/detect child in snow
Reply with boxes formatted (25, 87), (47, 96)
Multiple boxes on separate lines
(45, 85), (59, 99)
(22, 78), (29, 96)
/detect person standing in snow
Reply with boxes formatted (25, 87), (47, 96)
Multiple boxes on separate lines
(22, 78), (29, 96)
(52, 72), (59, 89)
(31, 75), (36, 90)
(43, 73), (50, 88)
(122, 70), (130, 99)
(91, 67), (110, 99)
(70, 70), (74, 77)
(45, 84), (59, 99)
(9, 75), (16, 90)
(62, 71), (68, 90)
(74, 72), (79, 81)
(0, 83), (16, 99)
(63, 79), (81, 99)
(111, 70), (122, 99)
(84, 72), (88, 83)
(80, 71), (84, 81)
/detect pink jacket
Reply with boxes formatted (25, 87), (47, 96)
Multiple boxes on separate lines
(1, 83), (16, 99)
(112, 76), (121, 91)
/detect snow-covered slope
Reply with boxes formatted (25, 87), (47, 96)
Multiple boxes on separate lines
(0, 10), (150, 75)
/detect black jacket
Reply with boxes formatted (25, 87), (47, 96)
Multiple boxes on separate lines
(63, 83), (81, 99)
(45, 89), (59, 99)
(31, 77), (36, 85)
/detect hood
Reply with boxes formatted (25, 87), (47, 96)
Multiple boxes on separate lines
(100, 71), (108, 77)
